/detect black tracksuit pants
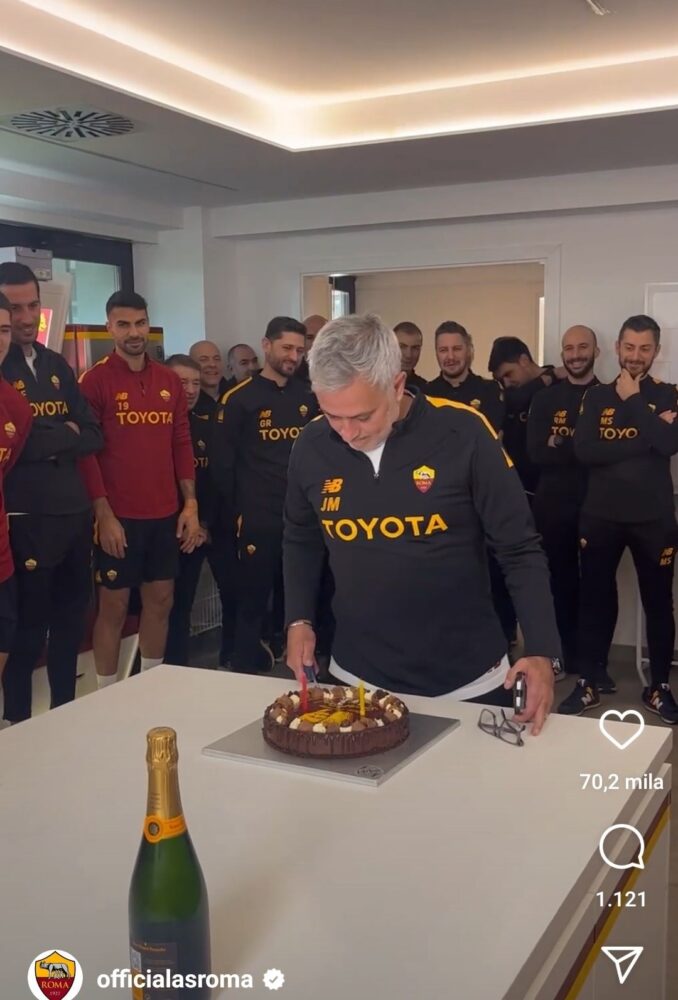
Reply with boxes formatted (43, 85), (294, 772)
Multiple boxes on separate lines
(232, 516), (283, 674)
(2, 512), (93, 722)
(533, 501), (582, 671)
(576, 514), (676, 688)
(164, 523), (238, 667)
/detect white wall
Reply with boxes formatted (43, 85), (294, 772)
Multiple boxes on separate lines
(354, 263), (544, 380)
(133, 207), (208, 356)
(202, 203), (678, 646)
(204, 205), (678, 382)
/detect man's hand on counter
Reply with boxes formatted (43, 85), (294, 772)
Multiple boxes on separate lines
(285, 623), (318, 684)
(504, 657), (555, 736)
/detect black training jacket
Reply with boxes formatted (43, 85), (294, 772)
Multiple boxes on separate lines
(575, 376), (678, 523)
(188, 409), (218, 530)
(284, 392), (560, 696)
(503, 366), (558, 495)
(1, 341), (103, 515)
(426, 371), (505, 432)
(212, 373), (319, 522)
(193, 378), (231, 421)
(527, 377), (599, 514)
(406, 372), (428, 392)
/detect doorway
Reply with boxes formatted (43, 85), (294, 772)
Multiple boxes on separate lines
(303, 262), (545, 380)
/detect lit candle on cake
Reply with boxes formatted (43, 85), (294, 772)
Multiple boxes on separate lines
(359, 682), (365, 717)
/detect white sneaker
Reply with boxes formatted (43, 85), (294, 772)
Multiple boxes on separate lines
(552, 659), (567, 683)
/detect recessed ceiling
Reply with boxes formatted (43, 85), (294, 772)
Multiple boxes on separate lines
(4, 46), (678, 213)
(7, 0), (678, 149)
(3, 4), (678, 217)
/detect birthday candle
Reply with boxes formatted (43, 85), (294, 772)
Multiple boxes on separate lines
(359, 682), (365, 717)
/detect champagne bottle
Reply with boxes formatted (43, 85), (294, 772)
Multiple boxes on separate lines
(129, 727), (211, 999)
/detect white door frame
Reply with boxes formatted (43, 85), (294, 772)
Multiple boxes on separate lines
(297, 242), (562, 364)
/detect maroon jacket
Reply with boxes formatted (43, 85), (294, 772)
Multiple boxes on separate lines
(79, 352), (194, 520)
(0, 379), (33, 581)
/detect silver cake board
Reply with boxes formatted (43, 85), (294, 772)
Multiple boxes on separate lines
(202, 713), (460, 786)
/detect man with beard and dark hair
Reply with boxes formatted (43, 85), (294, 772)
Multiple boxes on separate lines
(558, 315), (678, 723)
(0, 262), (102, 724)
(488, 336), (564, 501)
(527, 326), (604, 681)
(489, 337), (564, 662)
(212, 316), (319, 673)
(427, 320), (512, 645)
(427, 321), (504, 430)
(79, 292), (200, 688)
(394, 321), (427, 391)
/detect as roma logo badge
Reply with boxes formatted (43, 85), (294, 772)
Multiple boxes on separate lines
(28, 950), (82, 999)
(412, 465), (435, 494)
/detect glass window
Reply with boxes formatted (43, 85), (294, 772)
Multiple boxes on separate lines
(52, 259), (120, 325)
(331, 288), (350, 319)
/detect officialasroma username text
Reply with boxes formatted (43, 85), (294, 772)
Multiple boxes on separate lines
(97, 969), (254, 990)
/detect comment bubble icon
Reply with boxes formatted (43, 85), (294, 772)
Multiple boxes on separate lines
(599, 824), (645, 870)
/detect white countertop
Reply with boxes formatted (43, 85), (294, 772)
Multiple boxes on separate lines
(0, 667), (671, 999)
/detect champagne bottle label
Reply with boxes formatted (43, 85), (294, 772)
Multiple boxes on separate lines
(130, 941), (178, 1000)
(143, 813), (187, 844)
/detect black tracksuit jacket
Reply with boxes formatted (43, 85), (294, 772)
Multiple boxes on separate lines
(284, 392), (560, 696)
(212, 373), (319, 522)
(527, 377), (599, 515)
(1, 341), (103, 514)
(188, 409), (218, 530)
(426, 371), (505, 432)
(503, 366), (558, 495)
(574, 376), (678, 523)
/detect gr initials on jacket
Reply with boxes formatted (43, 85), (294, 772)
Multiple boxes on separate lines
(212, 373), (319, 519)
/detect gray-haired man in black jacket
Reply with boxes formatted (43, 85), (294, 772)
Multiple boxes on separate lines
(283, 313), (560, 736)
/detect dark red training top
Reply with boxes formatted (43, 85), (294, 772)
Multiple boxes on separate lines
(79, 352), (195, 520)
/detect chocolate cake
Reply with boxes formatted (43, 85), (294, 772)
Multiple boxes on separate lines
(263, 685), (409, 758)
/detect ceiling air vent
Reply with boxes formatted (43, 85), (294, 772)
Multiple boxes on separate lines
(1, 106), (136, 141)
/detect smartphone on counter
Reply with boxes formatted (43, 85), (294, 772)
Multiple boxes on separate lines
(513, 672), (527, 714)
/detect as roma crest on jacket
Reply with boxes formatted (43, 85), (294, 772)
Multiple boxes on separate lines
(412, 465), (435, 494)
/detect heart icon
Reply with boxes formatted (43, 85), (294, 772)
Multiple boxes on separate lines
(599, 710), (645, 750)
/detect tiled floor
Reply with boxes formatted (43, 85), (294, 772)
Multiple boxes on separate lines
(4, 635), (677, 992)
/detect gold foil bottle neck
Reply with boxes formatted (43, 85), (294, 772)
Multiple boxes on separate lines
(146, 727), (179, 767)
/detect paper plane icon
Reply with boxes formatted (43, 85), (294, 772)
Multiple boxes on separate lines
(601, 946), (644, 984)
